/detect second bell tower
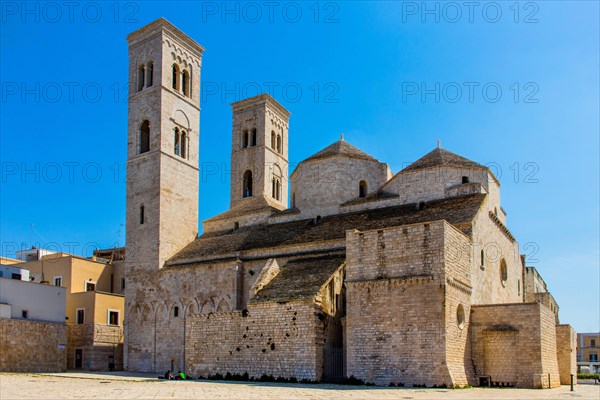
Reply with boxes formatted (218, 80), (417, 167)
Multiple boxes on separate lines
(229, 94), (291, 209)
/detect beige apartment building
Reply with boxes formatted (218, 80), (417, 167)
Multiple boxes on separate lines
(22, 249), (125, 370)
(577, 333), (600, 374)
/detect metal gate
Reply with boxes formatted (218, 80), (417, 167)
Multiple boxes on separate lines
(323, 347), (346, 383)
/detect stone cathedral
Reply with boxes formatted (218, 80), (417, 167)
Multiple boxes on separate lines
(124, 18), (576, 388)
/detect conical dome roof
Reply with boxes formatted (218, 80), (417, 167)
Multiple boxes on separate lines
(401, 148), (484, 173)
(300, 139), (378, 164)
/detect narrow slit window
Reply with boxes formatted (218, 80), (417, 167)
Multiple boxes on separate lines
(140, 205), (145, 224)
(481, 249), (485, 267)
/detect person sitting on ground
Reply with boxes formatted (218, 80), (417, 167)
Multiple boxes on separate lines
(163, 370), (173, 380)
(179, 371), (187, 380)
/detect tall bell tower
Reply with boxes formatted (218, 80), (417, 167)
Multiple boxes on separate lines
(230, 94), (290, 209)
(124, 18), (204, 372)
(125, 18), (203, 272)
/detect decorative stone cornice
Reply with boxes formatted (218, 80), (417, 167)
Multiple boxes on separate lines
(446, 277), (472, 295)
(489, 211), (516, 242)
(347, 275), (435, 287)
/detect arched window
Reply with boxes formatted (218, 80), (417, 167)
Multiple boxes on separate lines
(182, 70), (190, 96)
(359, 180), (367, 198)
(172, 64), (180, 91)
(272, 164), (282, 201)
(276, 134), (282, 153)
(271, 131), (276, 149)
(174, 128), (180, 156)
(456, 304), (465, 329)
(147, 61), (153, 87)
(500, 258), (508, 286)
(242, 130), (249, 148)
(139, 120), (150, 153)
(243, 170), (253, 198)
(137, 64), (145, 92)
(276, 180), (281, 200)
(251, 128), (257, 146)
(271, 177), (281, 201)
(181, 131), (187, 159)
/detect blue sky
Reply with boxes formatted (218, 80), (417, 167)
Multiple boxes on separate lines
(1, 1), (598, 332)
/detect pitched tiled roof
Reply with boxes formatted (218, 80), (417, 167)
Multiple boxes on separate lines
(204, 196), (284, 222)
(300, 140), (379, 164)
(166, 193), (486, 266)
(342, 190), (399, 207)
(401, 148), (485, 173)
(249, 253), (345, 304)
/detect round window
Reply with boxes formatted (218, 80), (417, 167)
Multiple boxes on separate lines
(456, 304), (465, 329)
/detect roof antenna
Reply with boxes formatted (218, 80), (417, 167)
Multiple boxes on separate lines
(437, 139), (441, 149)
(340, 133), (344, 141)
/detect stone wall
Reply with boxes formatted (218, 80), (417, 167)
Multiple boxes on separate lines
(469, 195), (522, 305)
(0, 318), (67, 372)
(126, 259), (239, 373)
(345, 221), (471, 387)
(556, 324), (577, 385)
(535, 292), (559, 322)
(470, 303), (560, 388)
(443, 224), (474, 387)
(68, 323), (123, 370)
(346, 278), (449, 386)
(345, 222), (446, 283)
(186, 301), (323, 381)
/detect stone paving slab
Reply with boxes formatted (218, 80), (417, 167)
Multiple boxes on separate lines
(0, 372), (599, 400)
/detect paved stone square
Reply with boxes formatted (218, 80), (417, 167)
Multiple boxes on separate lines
(0, 372), (598, 400)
